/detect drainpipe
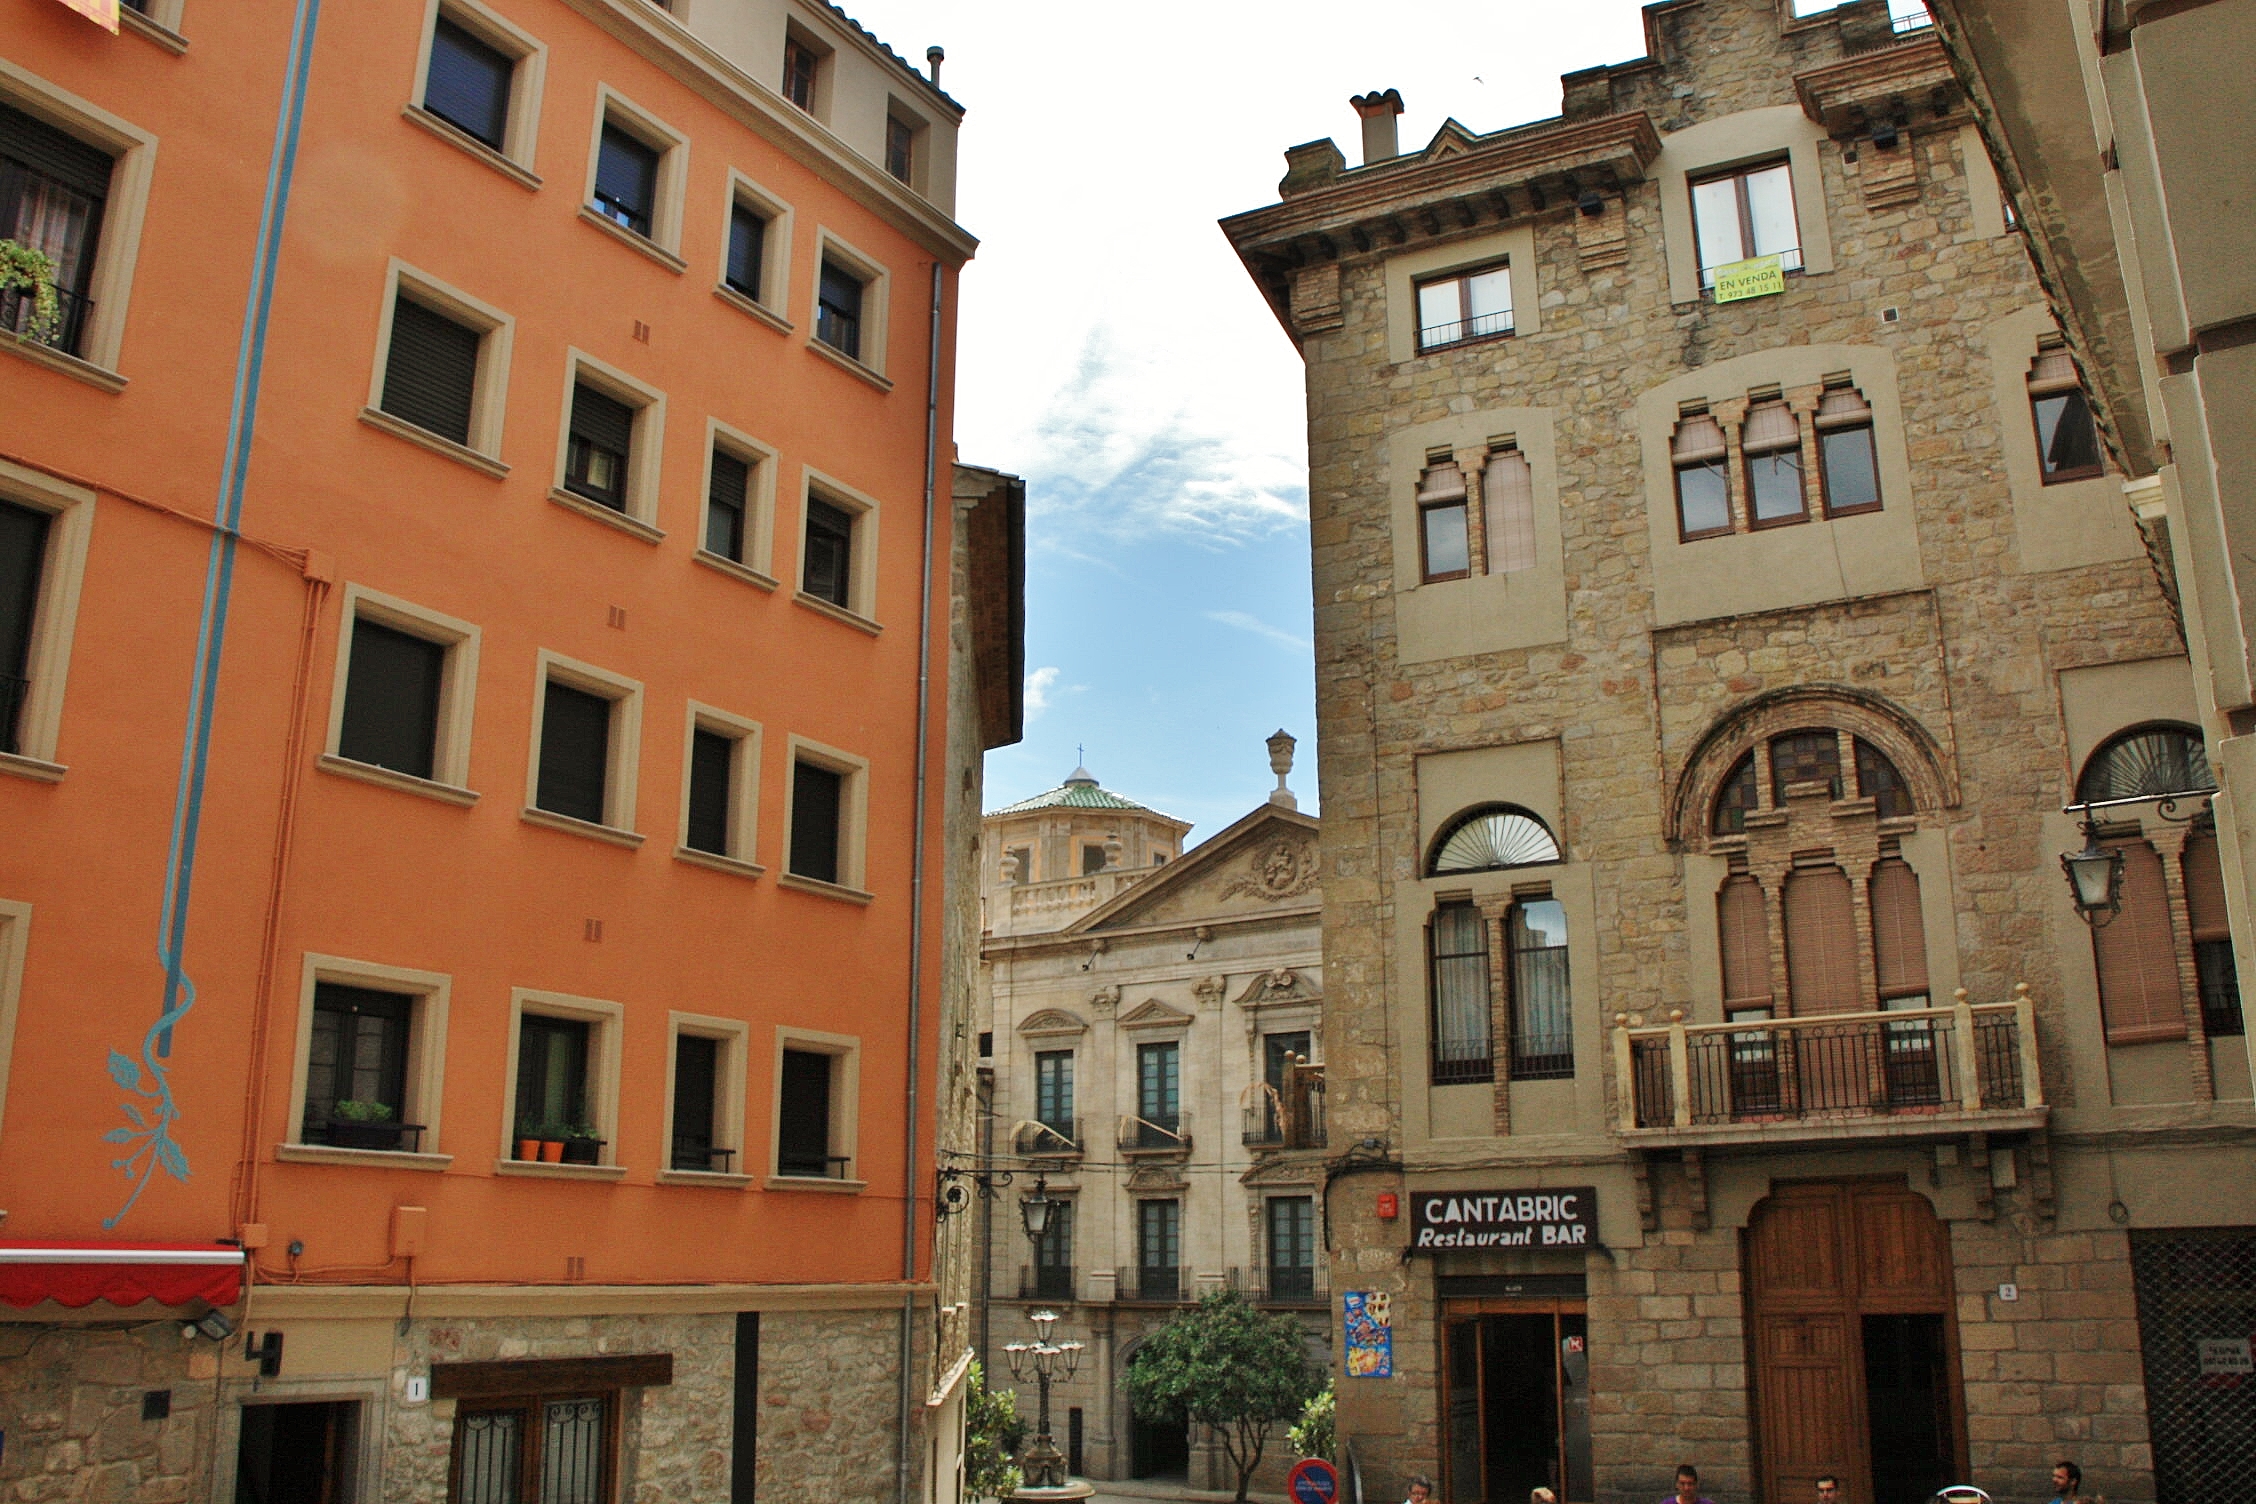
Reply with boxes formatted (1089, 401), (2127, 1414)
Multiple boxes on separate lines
(898, 258), (945, 1504)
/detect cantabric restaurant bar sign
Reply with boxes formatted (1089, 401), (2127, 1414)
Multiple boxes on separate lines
(1411, 1187), (1597, 1250)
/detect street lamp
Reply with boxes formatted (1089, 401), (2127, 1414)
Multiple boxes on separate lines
(2060, 807), (2125, 926)
(1002, 1308), (1083, 1490)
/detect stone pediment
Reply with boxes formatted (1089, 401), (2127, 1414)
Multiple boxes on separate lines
(1017, 1008), (1088, 1038)
(1127, 1164), (1189, 1193)
(1241, 1158), (1321, 1189)
(1425, 118), (1480, 159)
(1078, 807), (1321, 932)
(1233, 967), (1320, 1009)
(1118, 998), (1195, 1031)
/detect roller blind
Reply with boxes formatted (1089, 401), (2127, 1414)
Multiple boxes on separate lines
(381, 296), (480, 446)
(2185, 832), (2230, 941)
(1719, 875), (1772, 1006)
(0, 100), (112, 200)
(1784, 866), (1860, 1015)
(1673, 414), (1726, 461)
(2091, 840), (2188, 1043)
(1870, 858), (1929, 999)
(1742, 400), (1799, 451)
(570, 383), (634, 456)
(536, 681), (611, 825)
(1484, 449), (1536, 575)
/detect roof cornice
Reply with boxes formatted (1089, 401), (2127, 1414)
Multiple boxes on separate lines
(1794, 34), (1962, 136)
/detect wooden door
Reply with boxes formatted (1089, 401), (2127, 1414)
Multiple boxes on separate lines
(1745, 1180), (1962, 1504)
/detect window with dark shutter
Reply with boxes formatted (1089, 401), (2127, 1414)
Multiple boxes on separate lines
(2092, 839), (2189, 1044)
(815, 259), (862, 359)
(706, 450), (749, 561)
(339, 617), (446, 780)
(593, 123), (658, 236)
(2184, 831), (2244, 1037)
(776, 1048), (833, 1175)
(725, 203), (766, 300)
(671, 1033), (720, 1170)
(381, 295), (481, 447)
(1, 101), (113, 353)
(424, 16), (513, 151)
(565, 383), (635, 510)
(803, 497), (853, 608)
(0, 498), (50, 758)
(1783, 865), (1859, 1014)
(1718, 874), (1772, 1007)
(537, 680), (611, 824)
(685, 727), (734, 855)
(789, 761), (843, 883)
(515, 1014), (590, 1135)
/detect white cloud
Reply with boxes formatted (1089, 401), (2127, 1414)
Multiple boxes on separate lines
(1206, 609), (1312, 653)
(1024, 665), (1061, 718)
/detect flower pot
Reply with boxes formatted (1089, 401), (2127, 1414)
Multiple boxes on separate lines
(560, 1137), (604, 1166)
(538, 1140), (565, 1163)
(517, 1137), (541, 1162)
(326, 1119), (404, 1152)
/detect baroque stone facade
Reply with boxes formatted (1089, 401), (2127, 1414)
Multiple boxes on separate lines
(1224, 2), (2255, 1502)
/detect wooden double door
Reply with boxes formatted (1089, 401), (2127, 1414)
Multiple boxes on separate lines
(1747, 1180), (1966, 1504)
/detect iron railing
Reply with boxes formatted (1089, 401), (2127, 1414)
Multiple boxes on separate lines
(777, 1151), (854, 1179)
(0, 283), (92, 358)
(1018, 1264), (1075, 1302)
(1615, 988), (2042, 1134)
(1416, 309), (1512, 352)
(1510, 1033), (1575, 1081)
(1241, 1080), (1327, 1150)
(1118, 1111), (1190, 1153)
(1014, 1117), (1082, 1156)
(1119, 1267), (1183, 1303)
(1247, 1265), (1325, 1305)
(1430, 1037), (1494, 1086)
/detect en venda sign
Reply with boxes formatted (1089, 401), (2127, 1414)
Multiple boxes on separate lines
(1411, 1187), (1597, 1250)
(52, 0), (119, 31)
(1712, 254), (1786, 304)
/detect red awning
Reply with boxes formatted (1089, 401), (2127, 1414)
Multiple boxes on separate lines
(0, 1243), (244, 1310)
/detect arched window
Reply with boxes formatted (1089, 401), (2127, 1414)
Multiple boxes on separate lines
(1709, 728), (1919, 834)
(1713, 752), (1760, 836)
(1428, 902), (1492, 1084)
(1508, 900), (1572, 1079)
(1429, 805), (1561, 875)
(1855, 738), (1913, 817)
(2077, 724), (2214, 803)
(1770, 729), (1843, 803)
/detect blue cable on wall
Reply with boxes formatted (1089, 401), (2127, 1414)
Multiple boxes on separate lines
(105, 0), (326, 1229)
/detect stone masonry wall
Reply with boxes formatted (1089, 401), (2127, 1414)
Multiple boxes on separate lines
(0, 1323), (213, 1504)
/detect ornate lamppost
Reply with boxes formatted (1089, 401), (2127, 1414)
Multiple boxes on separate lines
(1002, 1307), (1083, 1490)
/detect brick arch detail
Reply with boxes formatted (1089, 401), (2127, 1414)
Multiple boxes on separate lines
(1668, 685), (1955, 846)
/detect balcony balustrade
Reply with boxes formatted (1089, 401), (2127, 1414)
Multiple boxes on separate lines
(1118, 1111), (1191, 1155)
(1241, 1080), (1326, 1150)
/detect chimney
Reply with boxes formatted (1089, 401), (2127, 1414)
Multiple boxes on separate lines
(1350, 89), (1405, 167)
(925, 46), (944, 87)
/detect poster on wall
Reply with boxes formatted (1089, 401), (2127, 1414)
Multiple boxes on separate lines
(1343, 1290), (1392, 1379)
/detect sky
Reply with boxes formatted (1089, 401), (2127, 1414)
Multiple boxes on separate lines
(830, 0), (1897, 844)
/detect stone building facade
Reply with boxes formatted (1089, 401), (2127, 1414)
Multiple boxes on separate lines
(1223, 3), (2256, 1502)
(972, 745), (1330, 1489)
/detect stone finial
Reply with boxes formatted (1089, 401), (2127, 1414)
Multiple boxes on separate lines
(1350, 89), (1405, 166)
(1266, 729), (1299, 809)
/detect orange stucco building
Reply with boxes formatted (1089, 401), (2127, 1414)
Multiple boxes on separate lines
(0, 0), (1017, 1497)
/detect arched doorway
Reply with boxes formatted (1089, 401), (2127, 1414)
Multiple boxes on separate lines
(1745, 1179), (1966, 1504)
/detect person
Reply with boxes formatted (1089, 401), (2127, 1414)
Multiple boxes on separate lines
(2047, 1462), (2083, 1504)
(1816, 1476), (1841, 1502)
(1403, 1476), (1434, 1504)
(1663, 1463), (1717, 1504)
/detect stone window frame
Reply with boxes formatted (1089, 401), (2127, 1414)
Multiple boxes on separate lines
(1656, 105), (1838, 307)
(1381, 224), (1542, 366)
(808, 228), (891, 384)
(714, 169), (795, 329)
(675, 700), (763, 879)
(362, 259), (517, 477)
(777, 732), (872, 901)
(498, 987), (627, 1178)
(1668, 375), (1883, 543)
(551, 349), (668, 543)
(697, 418), (781, 587)
(0, 456), (96, 782)
(766, 1023), (864, 1191)
(579, 84), (690, 267)
(793, 465), (882, 631)
(405, 0), (550, 186)
(319, 582), (483, 807)
(278, 953), (454, 1171)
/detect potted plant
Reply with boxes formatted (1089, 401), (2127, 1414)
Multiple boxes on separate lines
(560, 1122), (605, 1165)
(0, 240), (61, 345)
(537, 1124), (568, 1163)
(327, 1099), (402, 1151)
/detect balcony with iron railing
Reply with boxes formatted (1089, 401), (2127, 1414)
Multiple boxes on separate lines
(1018, 1264), (1076, 1302)
(1241, 1079), (1326, 1151)
(1613, 986), (2045, 1147)
(1117, 1266), (1184, 1304)
(1118, 1111), (1191, 1156)
(1232, 1264), (1327, 1306)
(1012, 1117), (1083, 1158)
(1, 282), (92, 360)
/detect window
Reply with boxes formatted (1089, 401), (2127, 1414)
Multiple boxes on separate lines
(2092, 838), (2190, 1044)
(0, 99), (112, 356)
(1713, 753), (1759, 836)
(1672, 410), (1731, 540)
(1266, 1197), (1316, 1301)
(451, 1395), (614, 1504)
(2028, 342), (2104, 484)
(1030, 1198), (1073, 1299)
(592, 121), (658, 237)
(324, 587), (478, 797)
(782, 33), (824, 115)
(515, 1014), (590, 1144)
(423, 15), (512, 151)
(716, 175), (791, 318)
(1690, 159), (1800, 287)
(1718, 874), (1772, 1008)
(2078, 724), (2214, 803)
(671, 1032), (722, 1170)
(1742, 399), (1806, 527)
(1034, 1049), (1074, 1137)
(802, 496), (854, 608)
(2185, 831), (2244, 1038)
(302, 983), (419, 1150)
(1136, 1199), (1181, 1300)
(1429, 901), (1493, 1083)
(0, 499), (50, 758)
(1416, 458), (1470, 583)
(815, 257), (863, 361)
(706, 448), (749, 562)
(1783, 865), (1860, 1014)
(1508, 899), (1572, 1078)
(552, 355), (664, 533)
(1415, 261), (1512, 351)
(527, 655), (641, 837)
(1080, 843), (1107, 875)
(1005, 845), (1032, 883)
(679, 705), (760, 870)
(565, 381), (633, 510)
(776, 1047), (842, 1177)
(1261, 1030), (1311, 1141)
(725, 200), (767, 301)
(1484, 446), (1537, 575)
(364, 265), (512, 468)
(1429, 805), (1562, 875)
(782, 737), (866, 894)
(1856, 738), (1913, 817)
(1136, 1041), (1180, 1135)
(500, 993), (618, 1168)
(1771, 729), (1843, 803)
(1815, 382), (1880, 515)
(884, 111), (917, 186)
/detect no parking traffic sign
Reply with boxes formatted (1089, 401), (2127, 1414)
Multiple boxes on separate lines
(1288, 1458), (1340, 1504)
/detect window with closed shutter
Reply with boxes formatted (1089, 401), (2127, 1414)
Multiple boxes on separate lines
(1719, 874), (1772, 1006)
(802, 497), (853, 607)
(339, 616), (446, 780)
(706, 450), (749, 561)
(776, 1048), (834, 1175)
(565, 383), (634, 510)
(536, 680), (611, 825)
(789, 760), (843, 883)
(381, 295), (481, 447)
(2091, 839), (2188, 1044)
(1870, 858), (1929, 1004)
(816, 259), (863, 359)
(671, 1033), (720, 1170)
(725, 202), (766, 300)
(592, 123), (658, 236)
(2182, 831), (2242, 1037)
(1484, 447), (1537, 575)
(1784, 865), (1859, 1014)
(0, 498), (50, 757)
(424, 16), (513, 151)
(684, 727), (734, 856)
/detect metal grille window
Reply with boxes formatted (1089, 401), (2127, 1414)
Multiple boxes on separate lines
(2131, 1229), (2256, 1504)
(1508, 899), (1573, 1079)
(1429, 805), (1560, 875)
(684, 727), (734, 856)
(382, 294), (482, 447)
(1690, 159), (1801, 285)
(1429, 902), (1494, 1083)
(1673, 411), (1731, 540)
(0, 100), (111, 356)
(339, 615), (447, 780)
(449, 1394), (612, 1504)
(788, 759), (843, 883)
(565, 383), (635, 511)
(1415, 261), (1512, 351)
(2078, 723), (2214, 803)
(303, 983), (414, 1145)
(424, 15), (513, 151)
(592, 122), (658, 237)
(705, 449), (749, 561)
(2028, 341), (2104, 484)
(802, 496), (854, 608)
(0, 498), (51, 757)
(724, 202), (766, 301)
(536, 679), (612, 825)
(815, 259), (863, 360)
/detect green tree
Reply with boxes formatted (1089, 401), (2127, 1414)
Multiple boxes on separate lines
(1289, 1382), (1334, 1462)
(1123, 1290), (1322, 1501)
(963, 1361), (1025, 1502)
